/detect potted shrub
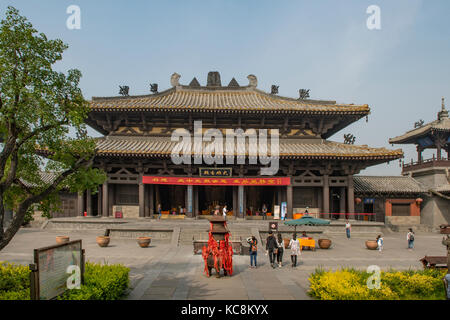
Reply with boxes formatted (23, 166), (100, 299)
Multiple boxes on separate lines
(56, 236), (70, 245)
(365, 240), (378, 250)
(96, 236), (110, 247)
(137, 237), (151, 248)
(318, 238), (332, 249)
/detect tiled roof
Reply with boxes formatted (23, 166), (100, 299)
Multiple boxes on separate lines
(434, 184), (450, 193)
(94, 136), (403, 160)
(353, 176), (425, 194)
(20, 171), (59, 188)
(90, 87), (370, 114)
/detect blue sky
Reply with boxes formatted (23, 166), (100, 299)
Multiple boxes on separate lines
(2, 0), (450, 175)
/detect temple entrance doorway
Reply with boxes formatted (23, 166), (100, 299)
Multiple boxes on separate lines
(198, 186), (233, 216)
(157, 185), (186, 214)
(331, 187), (343, 220)
(245, 186), (276, 217)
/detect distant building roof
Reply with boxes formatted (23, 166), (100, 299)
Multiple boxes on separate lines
(20, 171), (59, 188)
(354, 175), (426, 195)
(389, 98), (450, 144)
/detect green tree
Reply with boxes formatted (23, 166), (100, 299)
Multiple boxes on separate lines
(0, 7), (106, 250)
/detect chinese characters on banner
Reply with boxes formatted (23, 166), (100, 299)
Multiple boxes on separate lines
(142, 176), (291, 186)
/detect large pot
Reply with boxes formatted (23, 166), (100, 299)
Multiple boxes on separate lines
(137, 237), (151, 248)
(318, 239), (332, 249)
(283, 238), (290, 249)
(56, 236), (70, 245)
(365, 240), (378, 250)
(96, 236), (110, 247)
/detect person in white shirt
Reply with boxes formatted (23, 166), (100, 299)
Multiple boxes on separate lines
(345, 220), (351, 239)
(222, 205), (227, 218)
(289, 233), (301, 267)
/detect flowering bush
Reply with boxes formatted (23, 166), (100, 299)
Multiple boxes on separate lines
(0, 261), (129, 300)
(309, 268), (446, 300)
(0, 261), (31, 300)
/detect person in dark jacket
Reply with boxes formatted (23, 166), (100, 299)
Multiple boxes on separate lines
(276, 233), (284, 267)
(265, 231), (278, 268)
(247, 236), (258, 268)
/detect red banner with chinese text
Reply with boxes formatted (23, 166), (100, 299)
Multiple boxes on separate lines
(142, 176), (291, 186)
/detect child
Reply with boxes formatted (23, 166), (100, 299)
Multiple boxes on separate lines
(376, 235), (384, 252)
(407, 228), (415, 250)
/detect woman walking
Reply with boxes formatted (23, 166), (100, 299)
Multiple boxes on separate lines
(248, 236), (258, 268)
(265, 231), (278, 268)
(407, 228), (415, 250)
(289, 233), (301, 267)
(276, 233), (284, 267)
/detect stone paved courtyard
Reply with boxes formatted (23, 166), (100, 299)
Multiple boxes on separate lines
(0, 227), (446, 300)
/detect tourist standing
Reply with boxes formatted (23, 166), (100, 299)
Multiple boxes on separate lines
(265, 231), (278, 268)
(276, 233), (284, 267)
(157, 204), (162, 219)
(345, 220), (351, 239)
(222, 205), (228, 218)
(248, 236), (258, 268)
(376, 235), (384, 252)
(262, 204), (268, 220)
(289, 233), (301, 267)
(407, 228), (415, 250)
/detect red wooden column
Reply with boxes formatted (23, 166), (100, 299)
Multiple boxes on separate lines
(148, 184), (154, 218)
(322, 175), (330, 217)
(347, 175), (355, 214)
(139, 180), (145, 218)
(186, 185), (193, 217)
(102, 182), (108, 217)
(77, 191), (84, 216)
(97, 185), (102, 216)
(86, 189), (92, 216)
(286, 185), (293, 219)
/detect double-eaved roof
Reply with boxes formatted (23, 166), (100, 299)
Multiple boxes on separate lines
(94, 135), (403, 160)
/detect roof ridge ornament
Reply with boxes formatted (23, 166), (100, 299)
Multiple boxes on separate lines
(207, 71), (221, 87)
(170, 72), (181, 87)
(119, 85), (129, 96)
(438, 96), (448, 120)
(189, 77), (201, 87)
(228, 77), (240, 87)
(247, 74), (257, 88)
(271, 85), (279, 95)
(299, 89), (310, 100)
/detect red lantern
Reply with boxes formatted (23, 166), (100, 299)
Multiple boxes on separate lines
(355, 197), (362, 204)
(415, 198), (423, 204)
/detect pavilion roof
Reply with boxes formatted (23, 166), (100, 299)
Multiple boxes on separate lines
(353, 175), (426, 195)
(92, 135), (403, 160)
(389, 98), (450, 144)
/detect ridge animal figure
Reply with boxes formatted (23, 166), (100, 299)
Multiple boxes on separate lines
(201, 217), (233, 278)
